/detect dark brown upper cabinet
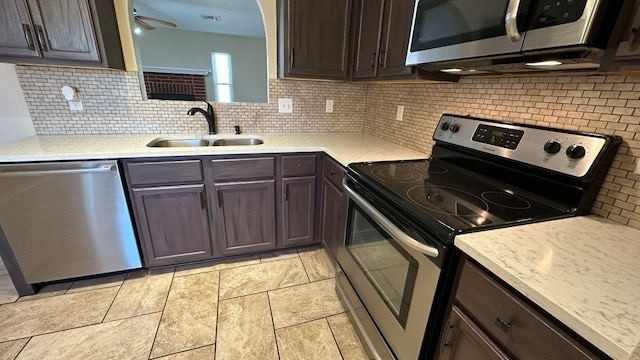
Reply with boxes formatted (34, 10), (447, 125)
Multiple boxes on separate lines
(278, 0), (353, 79)
(0, 0), (124, 69)
(351, 0), (458, 81)
(599, 0), (640, 73)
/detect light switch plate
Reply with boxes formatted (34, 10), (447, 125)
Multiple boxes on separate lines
(634, 158), (640, 175)
(326, 100), (334, 113)
(278, 98), (293, 113)
(396, 105), (404, 121)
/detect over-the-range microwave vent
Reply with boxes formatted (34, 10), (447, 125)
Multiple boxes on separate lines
(416, 46), (605, 76)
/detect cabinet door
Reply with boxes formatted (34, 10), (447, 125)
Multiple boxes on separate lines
(132, 185), (213, 267)
(352, 0), (385, 79)
(599, 0), (640, 72)
(378, 0), (415, 77)
(321, 177), (344, 260)
(0, 0), (40, 58)
(282, 176), (316, 247)
(280, 0), (353, 79)
(438, 306), (510, 360)
(213, 180), (277, 256)
(26, 0), (100, 62)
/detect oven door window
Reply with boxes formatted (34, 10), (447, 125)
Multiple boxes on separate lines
(411, 0), (515, 51)
(345, 204), (418, 328)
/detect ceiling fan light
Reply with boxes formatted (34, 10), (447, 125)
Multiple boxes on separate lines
(134, 26), (142, 35)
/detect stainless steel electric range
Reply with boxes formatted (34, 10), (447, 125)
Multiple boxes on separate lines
(335, 114), (622, 360)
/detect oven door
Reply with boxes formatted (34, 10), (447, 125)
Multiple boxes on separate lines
(338, 179), (444, 360)
(406, 0), (529, 65)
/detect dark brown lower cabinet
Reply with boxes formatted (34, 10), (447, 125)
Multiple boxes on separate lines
(440, 306), (510, 360)
(320, 156), (345, 261)
(437, 257), (604, 360)
(132, 185), (213, 267)
(212, 180), (277, 256)
(282, 176), (316, 247)
(321, 178), (343, 259)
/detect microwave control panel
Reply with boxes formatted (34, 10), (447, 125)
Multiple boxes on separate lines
(472, 125), (524, 150)
(530, 0), (588, 29)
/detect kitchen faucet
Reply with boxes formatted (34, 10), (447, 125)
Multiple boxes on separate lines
(187, 101), (216, 134)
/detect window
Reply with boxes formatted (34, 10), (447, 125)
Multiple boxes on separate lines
(211, 52), (233, 103)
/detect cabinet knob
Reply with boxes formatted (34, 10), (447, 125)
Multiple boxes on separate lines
(494, 317), (511, 333)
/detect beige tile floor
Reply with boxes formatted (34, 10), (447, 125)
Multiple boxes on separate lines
(0, 247), (369, 360)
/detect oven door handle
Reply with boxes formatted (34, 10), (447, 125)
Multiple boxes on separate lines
(343, 179), (439, 258)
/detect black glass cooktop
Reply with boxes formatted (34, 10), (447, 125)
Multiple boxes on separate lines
(348, 159), (573, 236)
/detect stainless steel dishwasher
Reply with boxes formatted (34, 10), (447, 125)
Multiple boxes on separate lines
(0, 160), (141, 284)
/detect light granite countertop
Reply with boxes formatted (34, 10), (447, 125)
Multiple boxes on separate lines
(0, 132), (427, 166)
(455, 215), (640, 360)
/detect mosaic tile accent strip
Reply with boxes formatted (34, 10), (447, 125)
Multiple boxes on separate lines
(362, 74), (640, 229)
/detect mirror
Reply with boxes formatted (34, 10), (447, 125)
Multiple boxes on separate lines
(132, 0), (268, 103)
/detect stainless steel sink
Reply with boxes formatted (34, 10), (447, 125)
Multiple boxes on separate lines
(147, 138), (210, 147)
(146, 136), (264, 148)
(211, 138), (264, 146)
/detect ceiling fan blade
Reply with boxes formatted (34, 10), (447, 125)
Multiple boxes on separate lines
(135, 18), (154, 30)
(136, 15), (177, 28)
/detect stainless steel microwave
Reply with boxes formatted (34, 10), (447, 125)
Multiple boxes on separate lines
(406, 0), (623, 67)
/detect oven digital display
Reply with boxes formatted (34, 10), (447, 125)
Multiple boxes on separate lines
(473, 124), (524, 150)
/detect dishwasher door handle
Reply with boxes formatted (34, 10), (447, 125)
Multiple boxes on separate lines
(343, 179), (439, 258)
(0, 165), (115, 177)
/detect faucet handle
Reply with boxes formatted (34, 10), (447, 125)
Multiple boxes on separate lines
(234, 125), (241, 135)
(204, 100), (213, 114)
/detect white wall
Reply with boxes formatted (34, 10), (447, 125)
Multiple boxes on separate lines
(0, 63), (35, 143)
(135, 28), (268, 103)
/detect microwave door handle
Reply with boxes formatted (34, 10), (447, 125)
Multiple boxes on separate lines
(505, 0), (522, 41)
(343, 179), (439, 258)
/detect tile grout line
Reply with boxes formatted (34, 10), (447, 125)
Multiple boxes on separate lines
(213, 270), (221, 360)
(11, 336), (32, 359)
(218, 272), (335, 302)
(99, 281), (125, 324)
(147, 268), (176, 360)
(271, 311), (348, 333)
(296, 250), (313, 283)
(325, 316), (347, 360)
(266, 290), (282, 360)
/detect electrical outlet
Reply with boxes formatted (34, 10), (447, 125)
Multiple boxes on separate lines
(278, 98), (293, 113)
(326, 100), (334, 113)
(68, 101), (84, 111)
(396, 105), (404, 121)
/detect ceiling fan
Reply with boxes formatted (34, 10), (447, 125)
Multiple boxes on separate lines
(133, 8), (177, 30)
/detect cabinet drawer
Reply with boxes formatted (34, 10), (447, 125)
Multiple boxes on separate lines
(282, 154), (317, 177)
(211, 157), (275, 181)
(455, 260), (598, 360)
(324, 156), (345, 189)
(127, 160), (203, 186)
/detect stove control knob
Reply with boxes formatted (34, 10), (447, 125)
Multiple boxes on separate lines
(440, 122), (450, 131)
(450, 124), (460, 133)
(543, 140), (561, 154)
(566, 144), (586, 159)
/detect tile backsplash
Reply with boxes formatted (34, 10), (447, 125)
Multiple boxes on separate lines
(14, 65), (640, 229)
(363, 75), (640, 229)
(15, 65), (365, 135)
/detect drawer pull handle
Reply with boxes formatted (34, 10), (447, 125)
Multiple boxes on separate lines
(494, 317), (511, 333)
(217, 189), (223, 208)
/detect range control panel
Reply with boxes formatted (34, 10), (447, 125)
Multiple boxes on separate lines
(433, 114), (610, 178)
(473, 124), (525, 150)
